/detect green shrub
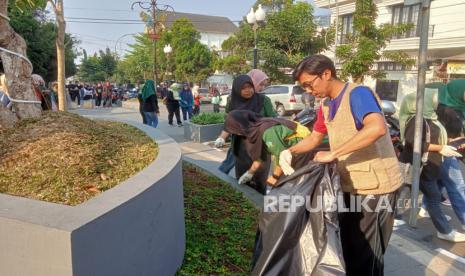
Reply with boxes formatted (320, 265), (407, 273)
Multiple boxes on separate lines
(190, 112), (226, 125)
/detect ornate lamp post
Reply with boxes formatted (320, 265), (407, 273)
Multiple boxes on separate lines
(246, 4), (266, 69)
(131, 1), (173, 88)
(163, 44), (172, 80)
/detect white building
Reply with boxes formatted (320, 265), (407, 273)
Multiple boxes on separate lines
(315, 0), (465, 105)
(164, 12), (238, 51)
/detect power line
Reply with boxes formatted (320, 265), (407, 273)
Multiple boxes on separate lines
(65, 16), (242, 23)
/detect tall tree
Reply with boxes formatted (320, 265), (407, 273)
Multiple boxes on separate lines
(169, 19), (213, 83)
(77, 47), (118, 82)
(47, 0), (66, 111)
(336, 0), (413, 82)
(9, 7), (78, 83)
(118, 19), (214, 84)
(221, 1), (330, 82)
(0, 0), (46, 128)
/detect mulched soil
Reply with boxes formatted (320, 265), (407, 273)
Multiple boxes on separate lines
(0, 111), (157, 206)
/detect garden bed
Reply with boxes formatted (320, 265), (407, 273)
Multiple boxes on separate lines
(0, 112), (157, 205)
(184, 112), (225, 142)
(178, 164), (258, 275)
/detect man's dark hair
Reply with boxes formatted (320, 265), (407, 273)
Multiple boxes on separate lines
(293, 55), (337, 81)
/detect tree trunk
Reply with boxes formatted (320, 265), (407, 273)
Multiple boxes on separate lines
(0, 0), (42, 128)
(55, 0), (67, 111)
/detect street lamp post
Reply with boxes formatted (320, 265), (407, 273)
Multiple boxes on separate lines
(163, 44), (172, 80)
(246, 4), (266, 69)
(131, 1), (173, 89)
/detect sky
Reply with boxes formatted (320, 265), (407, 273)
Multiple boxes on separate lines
(61, 0), (329, 60)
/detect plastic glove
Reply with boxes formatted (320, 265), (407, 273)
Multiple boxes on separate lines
(214, 137), (225, 148)
(440, 145), (463, 157)
(238, 171), (254, 185)
(279, 149), (295, 176)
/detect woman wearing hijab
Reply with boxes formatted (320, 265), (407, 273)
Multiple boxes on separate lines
(399, 89), (465, 242)
(225, 110), (311, 186)
(432, 79), (465, 230)
(180, 83), (194, 121)
(140, 80), (159, 128)
(167, 83), (183, 127)
(211, 87), (222, 113)
(248, 69), (269, 92)
(216, 74), (277, 194)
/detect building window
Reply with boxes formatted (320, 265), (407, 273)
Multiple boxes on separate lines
(378, 62), (413, 71)
(376, 80), (399, 102)
(338, 14), (354, 44)
(392, 4), (421, 38)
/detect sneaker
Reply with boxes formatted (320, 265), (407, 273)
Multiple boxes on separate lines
(418, 208), (452, 221)
(437, 230), (465, 242)
(177, 123), (183, 127)
(441, 199), (452, 206)
(419, 207), (430, 218)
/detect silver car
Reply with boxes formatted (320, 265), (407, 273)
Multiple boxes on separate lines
(262, 85), (306, 116)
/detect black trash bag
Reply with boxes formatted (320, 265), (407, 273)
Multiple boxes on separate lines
(252, 161), (345, 276)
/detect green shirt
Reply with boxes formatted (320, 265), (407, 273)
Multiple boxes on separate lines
(262, 125), (304, 167)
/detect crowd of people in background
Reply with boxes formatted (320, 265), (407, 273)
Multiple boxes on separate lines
(66, 81), (121, 108)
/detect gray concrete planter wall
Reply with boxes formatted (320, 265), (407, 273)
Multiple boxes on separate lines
(184, 121), (224, 143)
(0, 120), (184, 276)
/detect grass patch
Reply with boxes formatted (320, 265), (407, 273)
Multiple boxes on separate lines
(0, 111), (157, 206)
(178, 164), (259, 275)
(190, 112), (225, 125)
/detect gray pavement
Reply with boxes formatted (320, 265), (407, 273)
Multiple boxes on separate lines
(74, 104), (465, 276)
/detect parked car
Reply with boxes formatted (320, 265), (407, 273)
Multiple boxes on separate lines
(123, 88), (138, 101)
(261, 85), (306, 116)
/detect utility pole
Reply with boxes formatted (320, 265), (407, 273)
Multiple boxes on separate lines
(151, 0), (157, 88)
(333, 0), (339, 64)
(131, 1), (173, 88)
(409, 0), (432, 227)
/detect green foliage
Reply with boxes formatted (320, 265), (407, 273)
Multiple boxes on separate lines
(77, 48), (118, 82)
(8, 6), (78, 82)
(10, 0), (47, 12)
(336, 0), (414, 82)
(190, 112), (226, 125)
(220, 1), (329, 83)
(116, 18), (214, 84)
(179, 164), (258, 275)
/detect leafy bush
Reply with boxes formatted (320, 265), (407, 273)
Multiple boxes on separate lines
(190, 112), (225, 125)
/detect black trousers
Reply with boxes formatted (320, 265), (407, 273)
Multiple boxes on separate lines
(339, 191), (397, 276)
(168, 105), (182, 125)
(95, 94), (102, 106)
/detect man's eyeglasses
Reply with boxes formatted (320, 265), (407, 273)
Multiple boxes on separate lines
(300, 75), (320, 91)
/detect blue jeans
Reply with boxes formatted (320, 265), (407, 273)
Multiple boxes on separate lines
(181, 107), (193, 121)
(144, 112), (158, 128)
(420, 178), (452, 234)
(218, 146), (235, 174)
(439, 157), (465, 225)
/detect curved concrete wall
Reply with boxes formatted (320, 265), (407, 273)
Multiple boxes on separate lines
(0, 121), (185, 276)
